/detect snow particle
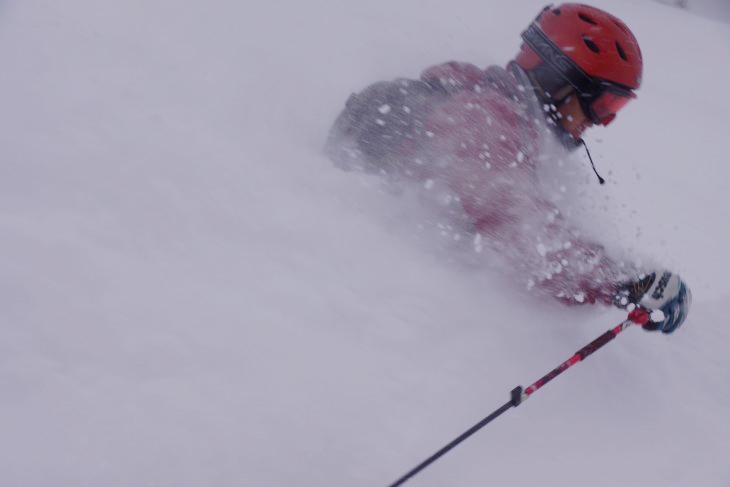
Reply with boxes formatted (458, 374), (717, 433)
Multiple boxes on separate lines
(375, 119), (386, 126)
(651, 309), (666, 323)
(473, 233), (483, 252)
(378, 104), (391, 114)
(424, 179), (435, 190)
(536, 243), (547, 257)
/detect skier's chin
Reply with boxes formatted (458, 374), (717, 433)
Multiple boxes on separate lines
(565, 119), (593, 141)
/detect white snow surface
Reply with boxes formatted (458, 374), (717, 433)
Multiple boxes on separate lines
(1, 1), (729, 486)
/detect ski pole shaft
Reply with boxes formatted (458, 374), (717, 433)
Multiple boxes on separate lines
(387, 387), (523, 487)
(519, 311), (645, 402)
(386, 309), (649, 487)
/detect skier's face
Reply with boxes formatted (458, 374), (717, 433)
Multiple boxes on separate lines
(557, 94), (593, 139)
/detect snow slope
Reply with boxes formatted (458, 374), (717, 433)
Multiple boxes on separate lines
(654, 0), (730, 23)
(0, 1), (728, 486)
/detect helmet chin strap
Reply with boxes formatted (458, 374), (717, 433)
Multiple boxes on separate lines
(579, 138), (606, 185)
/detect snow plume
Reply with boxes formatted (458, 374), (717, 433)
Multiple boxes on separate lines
(331, 133), (638, 307)
(533, 131), (652, 274)
(323, 61), (642, 306)
(478, 183), (638, 306)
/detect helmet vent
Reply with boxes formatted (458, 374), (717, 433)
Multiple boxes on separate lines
(583, 37), (600, 53)
(616, 42), (628, 61)
(578, 13), (598, 25)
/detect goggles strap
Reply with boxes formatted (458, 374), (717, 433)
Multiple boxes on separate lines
(521, 23), (597, 95)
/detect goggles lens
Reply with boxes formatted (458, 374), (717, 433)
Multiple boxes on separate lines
(588, 88), (636, 126)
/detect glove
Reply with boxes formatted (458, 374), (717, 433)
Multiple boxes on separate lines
(613, 271), (692, 334)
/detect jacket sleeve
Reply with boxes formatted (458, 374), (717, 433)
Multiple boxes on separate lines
(474, 195), (630, 306)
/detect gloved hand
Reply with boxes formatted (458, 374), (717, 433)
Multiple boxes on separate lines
(613, 271), (691, 334)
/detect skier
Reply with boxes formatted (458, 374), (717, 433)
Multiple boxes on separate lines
(325, 3), (690, 333)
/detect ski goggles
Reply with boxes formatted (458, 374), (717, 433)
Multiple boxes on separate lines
(521, 23), (637, 126)
(579, 83), (636, 126)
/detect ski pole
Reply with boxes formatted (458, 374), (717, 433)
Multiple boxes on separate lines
(387, 308), (650, 487)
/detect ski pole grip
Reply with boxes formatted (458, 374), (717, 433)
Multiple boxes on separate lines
(628, 307), (650, 325)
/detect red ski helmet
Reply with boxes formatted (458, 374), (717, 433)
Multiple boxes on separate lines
(515, 4), (643, 125)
